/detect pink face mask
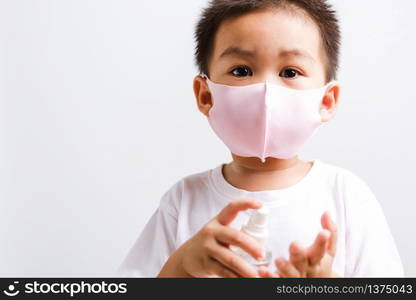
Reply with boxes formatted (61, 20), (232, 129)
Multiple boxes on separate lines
(201, 74), (335, 163)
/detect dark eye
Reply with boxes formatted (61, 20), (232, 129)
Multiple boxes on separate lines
(279, 68), (300, 79)
(230, 66), (253, 77)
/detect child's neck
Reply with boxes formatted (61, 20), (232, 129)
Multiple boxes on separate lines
(222, 154), (313, 192)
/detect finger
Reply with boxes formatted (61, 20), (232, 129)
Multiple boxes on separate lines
(217, 198), (263, 226)
(207, 256), (241, 278)
(275, 257), (300, 278)
(307, 230), (330, 266)
(320, 211), (338, 257)
(215, 225), (265, 260)
(209, 244), (259, 278)
(289, 241), (308, 276)
(258, 266), (278, 278)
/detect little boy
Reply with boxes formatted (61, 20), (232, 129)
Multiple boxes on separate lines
(117, 0), (404, 277)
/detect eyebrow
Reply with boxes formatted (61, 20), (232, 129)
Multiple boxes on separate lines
(219, 46), (315, 62)
(279, 49), (315, 62)
(219, 46), (256, 59)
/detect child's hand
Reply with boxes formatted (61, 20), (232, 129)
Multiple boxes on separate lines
(157, 198), (266, 278)
(258, 211), (340, 278)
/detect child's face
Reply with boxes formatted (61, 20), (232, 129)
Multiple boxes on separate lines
(193, 8), (339, 165)
(207, 8), (327, 88)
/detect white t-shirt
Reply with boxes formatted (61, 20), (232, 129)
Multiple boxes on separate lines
(116, 159), (404, 277)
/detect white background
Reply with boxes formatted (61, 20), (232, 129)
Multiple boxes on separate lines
(0, 0), (415, 276)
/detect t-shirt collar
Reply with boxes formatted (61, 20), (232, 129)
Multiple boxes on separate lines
(209, 159), (321, 205)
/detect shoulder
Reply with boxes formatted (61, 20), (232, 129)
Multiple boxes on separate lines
(317, 160), (377, 207)
(316, 160), (368, 185)
(159, 166), (214, 215)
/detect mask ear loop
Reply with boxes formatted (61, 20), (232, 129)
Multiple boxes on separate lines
(325, 79), (338, 89)
(200, 73), (208, 79)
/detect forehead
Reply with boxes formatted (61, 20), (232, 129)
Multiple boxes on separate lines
(211, 8), (325, 66)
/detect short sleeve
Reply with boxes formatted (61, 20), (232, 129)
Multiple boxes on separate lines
(344, 173), (404, 277)
(116, 185), (180, 277)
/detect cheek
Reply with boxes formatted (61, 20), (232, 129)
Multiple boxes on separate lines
(318, 55), (330, 83)
(308, 62), (327, 86)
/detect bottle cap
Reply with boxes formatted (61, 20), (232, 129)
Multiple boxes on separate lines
(241, 206), (270, 244)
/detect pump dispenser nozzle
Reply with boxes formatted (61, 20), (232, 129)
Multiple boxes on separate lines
(242, 206), (270, 245)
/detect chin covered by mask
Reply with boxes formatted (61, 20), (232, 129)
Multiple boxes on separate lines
(201, 74), (334, 163)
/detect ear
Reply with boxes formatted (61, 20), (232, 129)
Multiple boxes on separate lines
(319, 82), (340, 123)
(193, 75), (213, 117)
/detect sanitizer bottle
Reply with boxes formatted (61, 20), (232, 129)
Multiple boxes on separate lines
(232, 205), (272, 269)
